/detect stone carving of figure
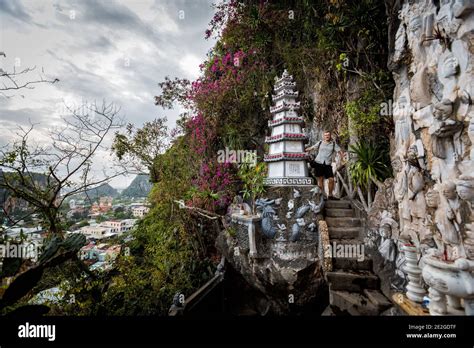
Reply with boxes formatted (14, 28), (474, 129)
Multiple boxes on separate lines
(410, 63), (432, 109)
(437, 0), (462, 35)
(393, 94), (413, 158)
(378, 211), (399, 263)
(391, 240), (408, 291)
(407, 164), (427, 219)
(456, 175), (474, 203)
(442, 53), (460, 79)
(425, 187), (445, 249)
(405, 14), (425, 59)
(406, 145), (427, 216)
(435, 182), (462, 249)
(440, 53), (460, 100)
(392, 157), (411, 235)
(402, 144), (429, 245)
(429, 99), (462, 158)
(456, 172), (474, 260)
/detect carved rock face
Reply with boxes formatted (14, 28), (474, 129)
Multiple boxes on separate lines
(442, 182), (458, 200)
(456, 178), (474, 202)
(441, 54), (460, 78)
(411, 64), (432, 108)
(387, 2), (474, 267)
(426, 187), (441, 208)
(433, 99), (454, 121)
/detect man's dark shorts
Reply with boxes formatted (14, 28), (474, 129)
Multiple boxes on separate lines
(311, 162), (334, 179)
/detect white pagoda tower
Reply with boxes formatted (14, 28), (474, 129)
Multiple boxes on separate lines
(263, 70), (313, 186)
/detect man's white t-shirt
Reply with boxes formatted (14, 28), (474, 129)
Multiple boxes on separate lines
(315, 141), (341, 165)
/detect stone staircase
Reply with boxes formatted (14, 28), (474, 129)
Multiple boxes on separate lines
(322, 199), (392, 316)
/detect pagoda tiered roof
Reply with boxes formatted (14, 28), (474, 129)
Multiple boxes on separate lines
(272, 89), (299, 102)
(274, 81), (296, 93)
(269, 101), (300, 114)
(274, 71), (294, 85)
(265, 132), (308, 143)
(264, 152), (309, 162)
(268, 116), (304, 127)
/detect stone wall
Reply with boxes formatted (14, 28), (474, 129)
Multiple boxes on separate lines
(217, 186), (328, 314)
(370, 0), (474, 313)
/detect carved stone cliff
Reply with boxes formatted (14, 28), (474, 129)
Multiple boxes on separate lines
(369, 0), (474, 315)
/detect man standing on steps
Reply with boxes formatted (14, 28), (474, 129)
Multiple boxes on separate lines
(305, 130), (343, 199)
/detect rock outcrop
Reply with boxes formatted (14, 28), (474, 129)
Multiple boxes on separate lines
(217, 186), (328, 314)
(369, 0), (474, 315)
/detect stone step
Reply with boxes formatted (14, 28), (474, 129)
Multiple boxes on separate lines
(363, 289), (392, 311)
(328, 227), (360, 239)
(325, 200), (351, 209)
(332, 257), (372, 271)
(326, 217), (361, 228)
(327, 270), (379, 292)
(329, 290), (379, 315)
(325, 208), (353, 218)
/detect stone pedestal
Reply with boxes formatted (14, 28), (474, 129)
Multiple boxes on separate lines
(231, 214), (260, 258)
(422, 255), (474, 316)
(402, 244), (427, 303)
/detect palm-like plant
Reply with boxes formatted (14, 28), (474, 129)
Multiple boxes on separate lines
(348, 141), (390, 189)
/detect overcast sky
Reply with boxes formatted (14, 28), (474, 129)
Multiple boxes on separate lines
(0, 0), (216, 188)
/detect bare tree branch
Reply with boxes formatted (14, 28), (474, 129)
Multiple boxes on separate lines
(0, 100), (125, 237)
(0, 53), (59, 97)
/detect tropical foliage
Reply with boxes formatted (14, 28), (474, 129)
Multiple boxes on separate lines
(348, 141), (391, 189)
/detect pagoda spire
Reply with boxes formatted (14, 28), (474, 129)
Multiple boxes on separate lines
(263, 70), (313, 186)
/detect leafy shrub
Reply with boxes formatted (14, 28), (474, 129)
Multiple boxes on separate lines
(348, 141), (391, 189)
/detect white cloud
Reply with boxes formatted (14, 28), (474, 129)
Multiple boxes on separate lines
(0, 0), (216, 187)
(179, 54), (201, 79)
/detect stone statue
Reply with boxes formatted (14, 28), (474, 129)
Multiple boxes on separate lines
(378, 211), (399, 263)
(410, 63), (432, 109)
(391, 240), (408, 291)
(430, 182), (462, 260)
(393, 93), (413, 158)
(406, 145), (427, 214)
(439, 53), (460, 101)
(392, 157), (411, 235)
(429, 99), (462, 159)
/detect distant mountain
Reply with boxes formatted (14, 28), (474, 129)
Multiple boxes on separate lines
(80, 183), (118, 202)
(121, 175), (152, 198)
(0, 170), (52, 207)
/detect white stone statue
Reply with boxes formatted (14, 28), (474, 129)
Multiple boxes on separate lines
(378, 211), (399, 263)
(410, 63), (432, 109)
(393, 93), (413, 158)
(429, 99), (462, 159)
(430, 182), (463, 260)
(392, 157), (410, 235)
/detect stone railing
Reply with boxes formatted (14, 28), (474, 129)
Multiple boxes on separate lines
(318, 220), (332, 273)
